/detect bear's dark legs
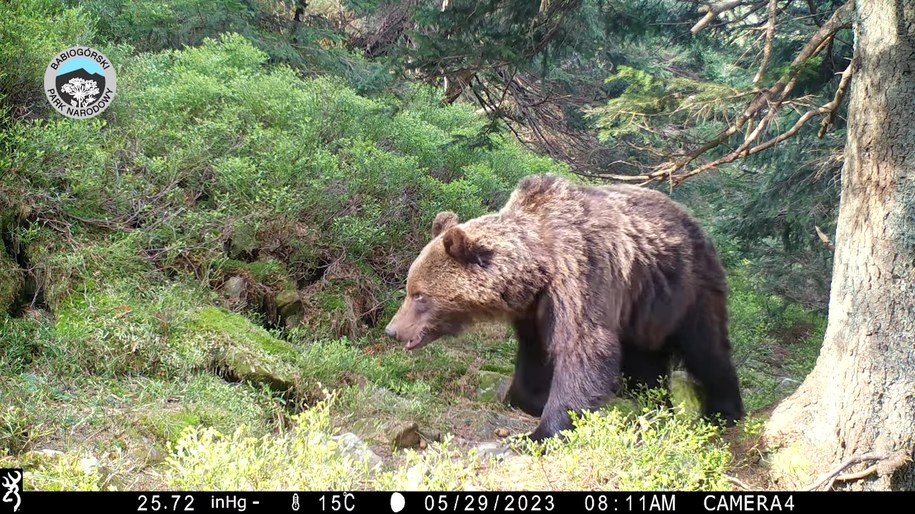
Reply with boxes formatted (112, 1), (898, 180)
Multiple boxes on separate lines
(529, 352), (621, 442)
(621, 344), (671, 394)
(673, 306), (744, 425)
(508, 318), (553, 416)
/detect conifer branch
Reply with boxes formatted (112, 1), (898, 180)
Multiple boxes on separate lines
(640, 0), (854, 185)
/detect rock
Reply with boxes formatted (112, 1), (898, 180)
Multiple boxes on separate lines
(276, 289), (303, 317)
(275, 288), (304, 328)
(404, 463), (425, 489)
(390, 422), (422, 449)
(333, 432), (382, 469)
(221, 276), (247, 306)
(474, 442), (511, 460)
(32, 449), (64, 457)
(222, 343), (296, 392)
(144, 444), (165, 466)
(477, 371), (512, 403)
(130, 441), (165, 467)
(79, 456), (100, 474)
(494, 428), (509, 438)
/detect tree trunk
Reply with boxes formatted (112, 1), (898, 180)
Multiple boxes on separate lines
(764, 1), (915, 490)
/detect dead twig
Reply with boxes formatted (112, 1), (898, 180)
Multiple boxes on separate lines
(724, 473), (754, 490)
(814, 225), (834, 250)
(804, 450), (910, 491)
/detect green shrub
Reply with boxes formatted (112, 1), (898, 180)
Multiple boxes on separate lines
(374, 439), (489, 490)
(507, 405), (731, 491)
(0, 0), (95, 111)
(166, 395), (373, 490)
(727, 268), (825, 411)
(16, 452), (107, 491)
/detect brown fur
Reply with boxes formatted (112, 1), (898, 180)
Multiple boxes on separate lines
(386, 174), (744, 440)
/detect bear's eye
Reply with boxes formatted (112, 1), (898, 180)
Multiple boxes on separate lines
(412, 293), (425, 302)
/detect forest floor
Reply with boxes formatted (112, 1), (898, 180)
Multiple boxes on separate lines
(1, 288), (822, 490)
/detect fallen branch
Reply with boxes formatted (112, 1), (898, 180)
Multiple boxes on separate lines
(823, 463), (878, 490)
(724, 473), (754, 490)
(804, 450), (910, 491)
(818, 58), (855, 137)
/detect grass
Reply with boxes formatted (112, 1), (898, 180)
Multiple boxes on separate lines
(727, 266), (826, 411)
(164, 392), (732, 491)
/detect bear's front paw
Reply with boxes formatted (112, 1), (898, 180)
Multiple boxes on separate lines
(504, 427), (564, 456)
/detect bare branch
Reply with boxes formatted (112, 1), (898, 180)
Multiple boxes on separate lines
(744, 57), (854, 156)
(634, 0), (855, 185)
(691, 0), (747, 34)
(819, 59), (855, 137)
(724, 474), (754, 490)
(804, 450), (910, 491)
(753, 0), (779, 86)
(805, 0), (823, 26)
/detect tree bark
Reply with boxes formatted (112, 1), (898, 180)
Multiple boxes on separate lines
(764, 0), (915, 490)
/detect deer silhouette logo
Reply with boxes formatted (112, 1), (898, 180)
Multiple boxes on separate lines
(1, 470), (21, 513)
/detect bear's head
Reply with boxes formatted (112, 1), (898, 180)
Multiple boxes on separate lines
(385, 210), (550, 350)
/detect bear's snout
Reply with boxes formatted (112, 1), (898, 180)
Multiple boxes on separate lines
(384, 324), (398, 340)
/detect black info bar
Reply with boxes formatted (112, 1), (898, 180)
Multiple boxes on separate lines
(5, 491), (912, 514)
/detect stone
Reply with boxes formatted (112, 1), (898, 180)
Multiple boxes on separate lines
(390, 422), (422, 449)
(222, 276), (247, 305)
(477, 371), (512, 403)
(275, 289), (303, 318)
(474, 442), (511, 460)
(333, 432), (382, 469)
(228, 222), (258, 259)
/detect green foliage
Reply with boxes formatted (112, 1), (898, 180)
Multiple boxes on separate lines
(136, 374), (284, 444)
(7, 31), (565, 345)
(726, 268), (826, 411)
(80, 0), (391, 94)
(167, 395), (373, 490)
(52, 278), (211, 377)
(165, 392), (732, 491)
(15, 452), (107, 491)
(591, 65), (740, 142)
(0, 0), (95, 112)
(0, 317), (51, 374)
(505, 403), (731, 490)
(0, 405), (34, 455)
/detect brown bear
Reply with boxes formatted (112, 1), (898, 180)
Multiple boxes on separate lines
(385, 174), (744, 441)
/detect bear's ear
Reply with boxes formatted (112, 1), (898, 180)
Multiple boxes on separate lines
(432, 211), (459, 238)
(442, 226), (493, 267)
